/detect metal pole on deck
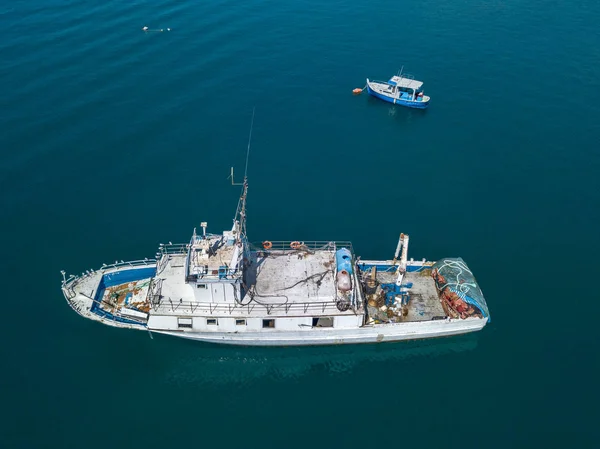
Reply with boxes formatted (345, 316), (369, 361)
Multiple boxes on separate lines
(392, 233), (404, 265)
(395, 234), (410, 286)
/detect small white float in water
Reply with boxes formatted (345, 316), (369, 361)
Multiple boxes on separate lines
(142, 26), (171, 32)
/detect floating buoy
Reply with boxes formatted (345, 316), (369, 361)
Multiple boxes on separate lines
(352, 88), (363, 95)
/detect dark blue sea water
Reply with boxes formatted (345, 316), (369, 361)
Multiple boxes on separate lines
(2, 1), (599, 448)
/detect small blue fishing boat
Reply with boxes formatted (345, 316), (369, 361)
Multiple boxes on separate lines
(364, 69), (430, 109)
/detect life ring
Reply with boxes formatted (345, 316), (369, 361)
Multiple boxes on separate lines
(290, 241), (301, 250)
(262, 241), (272, 250)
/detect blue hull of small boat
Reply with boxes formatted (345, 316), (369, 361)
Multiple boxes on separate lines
(366, 84), (429, 109)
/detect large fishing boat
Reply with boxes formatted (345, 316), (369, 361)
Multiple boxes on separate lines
(60, 121), (489, 346)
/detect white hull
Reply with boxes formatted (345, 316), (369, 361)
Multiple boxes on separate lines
(62, 254), (490, 347)
(61, 193), (490, 348)
(155, 317), (487, 346)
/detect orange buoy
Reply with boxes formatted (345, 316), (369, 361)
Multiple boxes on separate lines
(290, 241), (301, 250)
(262, 241), (273, 250)
(352, 88), (363, 95)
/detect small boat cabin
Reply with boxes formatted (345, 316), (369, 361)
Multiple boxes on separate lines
(385, 75), (425, 101)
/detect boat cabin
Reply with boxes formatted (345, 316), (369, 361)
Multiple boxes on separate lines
(386, 75), (425, 101)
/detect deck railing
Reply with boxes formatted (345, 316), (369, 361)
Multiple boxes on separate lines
(146, 277), (164, 306)
(157, 243), (189, 255)
(99, 259), (157, 271)
(151, 296), (361, 316)
(61, 259), (158, 297)
(250, 240), (354, 253)
(155, 243), (188, 274)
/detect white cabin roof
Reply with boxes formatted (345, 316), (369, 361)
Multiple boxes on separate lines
(188, 235), (238, 278)
(388, 76), (423, 89)
(149, 248), (358, 318)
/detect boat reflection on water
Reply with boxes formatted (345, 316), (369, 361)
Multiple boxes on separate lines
(159, 334), (480, 385)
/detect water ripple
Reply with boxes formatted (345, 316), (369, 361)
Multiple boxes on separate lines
(160, 335), (479, 386)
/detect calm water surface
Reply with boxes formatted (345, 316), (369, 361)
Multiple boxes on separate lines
(1, 1), (599, 448)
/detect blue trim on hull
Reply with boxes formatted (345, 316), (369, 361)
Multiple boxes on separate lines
(91, 267), (157, 326)
(101, 267), (156, 288)
(366, 84), (429, 109)
(357, 263), (431, 273)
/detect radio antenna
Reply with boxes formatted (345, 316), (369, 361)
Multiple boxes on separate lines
(229, 107), (255, 186)
(231, 107), (255, 240)
(244, 106), (255, 180)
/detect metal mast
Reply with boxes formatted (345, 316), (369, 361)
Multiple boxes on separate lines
(232, 107), (255, 242)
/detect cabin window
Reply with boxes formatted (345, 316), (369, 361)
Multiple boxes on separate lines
(236, 319), (246, 326)
(207, 318), (218, 325)
(197, 284), (207, 289)
(262, 319), (275, 329)
(178, 318), (193, 329)
(313, 317), (334, 328)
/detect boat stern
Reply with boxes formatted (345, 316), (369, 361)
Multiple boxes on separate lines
(431, 258), (490, 322)
(417, 95), (431, 107)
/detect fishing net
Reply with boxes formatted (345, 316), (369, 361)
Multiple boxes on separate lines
(432, 258), (490, 319)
